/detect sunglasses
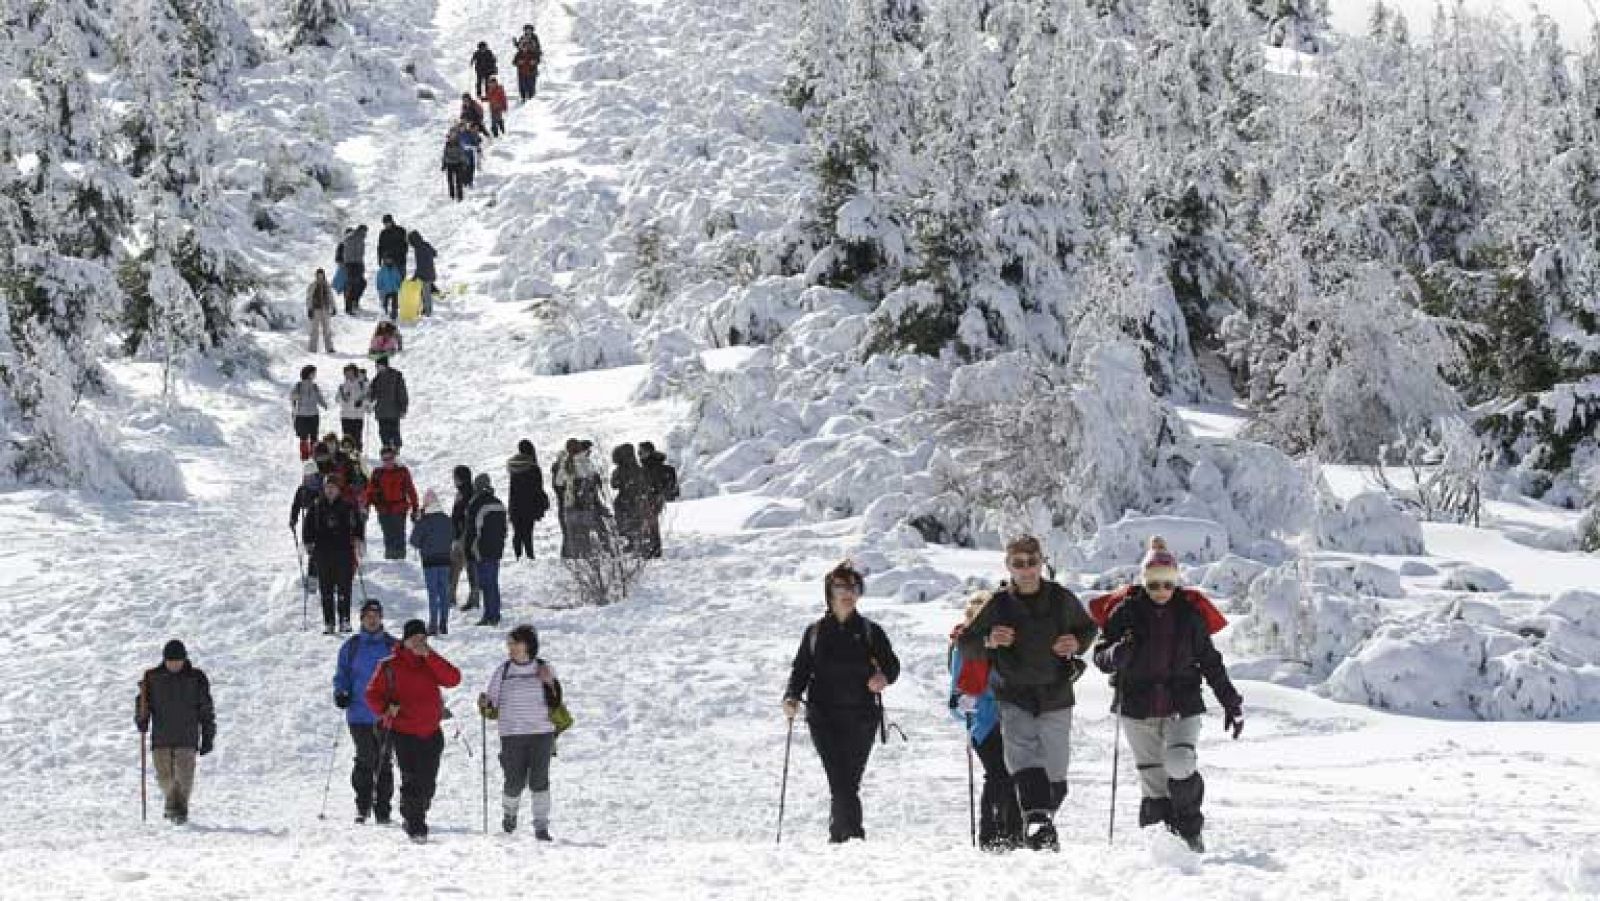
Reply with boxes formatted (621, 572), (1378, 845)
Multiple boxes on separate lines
(1145, 581), (1178, 592)
(829, 581), (861, 595)
(1008, 556), (1042, 569)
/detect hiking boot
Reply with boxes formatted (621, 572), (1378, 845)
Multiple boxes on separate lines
(476, 618), (494, 626)
(1023, 818), (1058, 852)
(355, 814), (367, 825)
(374, 810), (392, 826)
(323, 623), (336, 636)
(339, 619), (351, 633)
(437, 625), (448, 636)
(534, 825), (552, 842)
(1182, 831), (1205, 853)
(502, 813), (517, 834)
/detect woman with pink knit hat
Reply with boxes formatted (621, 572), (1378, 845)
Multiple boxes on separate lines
(1092, 536), (1243, 853)
(409, 490), (456, 635)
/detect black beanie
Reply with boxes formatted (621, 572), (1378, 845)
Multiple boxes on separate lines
(403, 619), (427, 641)
(162, 639), (188, 661)
(517, 439), (534, 456)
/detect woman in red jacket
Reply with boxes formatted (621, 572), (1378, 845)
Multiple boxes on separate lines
(485, 77), (508, 137)
(366, 620), (462, 843)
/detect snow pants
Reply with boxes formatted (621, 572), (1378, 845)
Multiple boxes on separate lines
(499, 732), (555, 824)
(806, 705), (878, 843)
(998, 702), (1072, 821)
(343, 262), (366, 314)
(295, 416), (320, 461)
(349, 723), (394, 818)
(377, 418), (401, 454)
(392, 730), (444, 839)
(378, 512), (407, 560)
(340, 417), (364, 451)
(511, 515), (535, 560)
(153, 746), (197, 819)
(490, 113), (505, 138)
(475, 71), (494, 97)
(517, 70), (537, 100)
(445, 166), (465, 202)
(315, 554), (354, 627)
(972, 727), (1023, 848)
(1122, 714), (1204, 837)
(307, 309), (333, 353)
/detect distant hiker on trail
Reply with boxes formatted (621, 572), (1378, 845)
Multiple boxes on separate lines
(307, 475), (362, 634)
(409, 231), (438, 316)
(291, 365), (328, 461)
(507, 439), (550, 560)
(486, 77), (508, 137)
(366, 620), (461, 844)
(637, 441), (677, 559)
(471, 41), (498, 98)
(461, 93), (486, 134)
(458, 124), (483, 185)
(1092, 536), (1242, 854)
(341, 224), (369, 314)
(949, 590), (1024, 851)
(610, 443), (648, 555)
(337, 364), (369, 450)
(334, 600), (398, 825)
(449, 465), (482, 611)
(368, 320), (403, 359)
(329, 442), (371, 544)
(410, 490), (455, 635)
(783, 561), (900, 844)
(366, 445), (420, 561)
(377, 214), (409, 273)
(136, 640), (216, 826)
(479, 624), (563, 839)
(442, 130), (468, 203)
(376, 259), (403, 321)
(956, 535), (1097, 852)
(553, 438), (608, 559)
(464, 473), (509, 626)
(512, 26), (542, 101)
(306, 268), (337, 353)
(368, 356), (408, 453)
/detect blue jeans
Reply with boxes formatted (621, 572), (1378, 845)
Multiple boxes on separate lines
(424, 566), (450, 632)
(474, 559), (501, 622)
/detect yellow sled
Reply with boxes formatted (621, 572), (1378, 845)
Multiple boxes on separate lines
(398, 279), (424, 324)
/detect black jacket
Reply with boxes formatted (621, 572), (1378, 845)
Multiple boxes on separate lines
(136, 662), (216, 750)
(1093, 588), (1241, 719)
(641, 453), (678, 502)
(451, 468), (474, 539)
(410, 234), (437, 282)
(506, 453), (549, 525)
(369, 367), (407, 419)
(472, 46), (497, 75)
(377, 224), (408, 269)
(464, 489), (508, 561)
(958, 580), (1098, 714)
(305, 495), (361, 563)
(290, 481), (321, 544)
(785, 612), (900, 712)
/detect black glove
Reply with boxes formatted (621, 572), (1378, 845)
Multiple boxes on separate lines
(1108, 637), (1136, 671)
(199, 735), (214, 756)
(1224, 705), (1244, 739)
(334, 692), (351, 710)
(135, 715), (149, 734)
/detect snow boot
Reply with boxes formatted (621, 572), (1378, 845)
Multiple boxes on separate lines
(1138, 797), (1174, 829)
(323, 622), (336, 636)
(502, 812), (517, 834)
(534, 824), (552, 842)
(339, 619), (351, 633)
(1023, 816), (1058, 852)
(1169, 773), (1205, 852)
(355, 813), (367, 825)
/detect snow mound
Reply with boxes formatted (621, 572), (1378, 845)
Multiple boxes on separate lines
(867, 564), (962, 604)
(1315, 559), (1405, 599)
(1440, 565), (1511, 593)
(1200, 554), (1269, 599)
(1314, 489), (1425, 555)
(1086, 515), (1230, 570)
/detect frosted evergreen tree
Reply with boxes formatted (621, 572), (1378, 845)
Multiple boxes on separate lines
(287, 0), (350, 49)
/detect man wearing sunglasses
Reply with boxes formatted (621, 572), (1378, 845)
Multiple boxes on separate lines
(957, 535), (1097, 851)
(1093, 536), (1242, 853)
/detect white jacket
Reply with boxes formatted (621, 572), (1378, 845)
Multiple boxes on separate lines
(336, 377), (369, 419)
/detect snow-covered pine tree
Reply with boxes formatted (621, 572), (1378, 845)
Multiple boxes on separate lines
(287, 0), (350, 49)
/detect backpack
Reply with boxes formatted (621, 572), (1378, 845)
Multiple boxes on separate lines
(443, 143), (466, 167)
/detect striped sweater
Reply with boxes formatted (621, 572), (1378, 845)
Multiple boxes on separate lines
(486, 659), (554, 736)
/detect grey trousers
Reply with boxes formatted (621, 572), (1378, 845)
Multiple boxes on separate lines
(1121, 714), (1202, 798)
(153, 747), (197, 817)
(998, 702), (1073, 780)
(499, 732), (555, 824)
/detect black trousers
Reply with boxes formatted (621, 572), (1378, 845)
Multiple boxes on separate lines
(341, 417), (364, 450)
(446, 167), (464, 201)
(315, 554), (354, 627)
(377, 418), (401, 453)
(392, 730), (445, 837)
(973, 728), (1023, 846)
(511, 516), (535, 560)
(343, 262), (365, 313)
(807, 706), (878, 842)
(294, 415), (320, 440)
(349, 724), (395, 817)
(475, 71), (493, 97)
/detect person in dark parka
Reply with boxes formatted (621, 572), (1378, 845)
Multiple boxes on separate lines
(135, 640), (216, 825)
(470, 41), (498, 98)
(609, 443), (648, 555)
(783, 561), (900, 843)
(408, 231), (438, 316)
(377, 214), (408, 271)
(306, 476), (363, 634)
(449, 465), (481, 610)
(506, 439), (549, 561)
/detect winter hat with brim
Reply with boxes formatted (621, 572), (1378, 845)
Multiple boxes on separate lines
(403, 620), (427, 641)
(162, 640), (187, 661)
(1141, 536), (1181, 586)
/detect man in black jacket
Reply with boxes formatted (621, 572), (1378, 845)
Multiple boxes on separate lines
(783, 561), (900, 843)
(408, 231), (437, 316)
(377, 214), (408, 271)
(506, 439), (549, 561)
(637, 441), (676, 559)
(135, 640), (216, 825)
(1093, 536), (1242, 853)
(470, 41), (497, 98)
(957, 535), (1097, 851)
(463, 473), (509, 626)
(449, 465), (481, 610)
(306, 476), (362, 635)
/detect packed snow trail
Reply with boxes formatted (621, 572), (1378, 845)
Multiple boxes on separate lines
(1, 0), (1599, 897)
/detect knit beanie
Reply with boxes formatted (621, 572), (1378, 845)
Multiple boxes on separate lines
(402, 619), (428, 641)
(162, 639), (188, 661)
(518, 439), (534, 456)
(1140, 536), (1181, 586)
(473, 472), (492, 493)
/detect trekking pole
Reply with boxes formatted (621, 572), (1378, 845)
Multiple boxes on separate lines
(480, 709), (489, 835)
(1108, 681), (1123, 846)
(357, 557), (371, 603)
(292, 528), (310, 631)
(775, 713), (795, 846)
(964, 712), (977, 848)
(317, 726), (342, 820)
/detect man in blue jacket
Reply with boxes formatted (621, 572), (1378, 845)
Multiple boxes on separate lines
(333, 600), (398, 823)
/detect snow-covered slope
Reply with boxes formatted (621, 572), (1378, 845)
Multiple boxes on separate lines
(1, 0), (1598, 898)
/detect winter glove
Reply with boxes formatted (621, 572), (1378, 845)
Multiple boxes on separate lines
(199, 736), (214, 756)
(334, 692), (351, 710)
(1108, 637), (1136, 671)
(1224, 705), (1244, 739)
(135, 714), (149, 733)
(956, 694), (979, 716)
(477, 693), (498, 720)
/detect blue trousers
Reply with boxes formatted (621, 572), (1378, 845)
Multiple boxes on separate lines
(424, 566), (450, 632)
(474, 560), (502, 622)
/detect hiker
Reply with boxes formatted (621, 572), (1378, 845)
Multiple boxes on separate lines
(365, 620), (461, 844)
(376, 259), (403, 321)
(450, 466), (482, 610)
(368, 320), (403, 359)
(471, 41), (497, 98)
(637, 441), (677, 558)
(329, 443), (371, 545)
(782, 561), (900, 844)
(460, 94), (486, 134)
(552, 438), (608, 559)
(341, 224), (369, 314)
(458, 124), (483, 184)
(512, 27), (541, 101)
(368, 356), (408, 454)
(464, 473), (509, 626)
(307, 475), (362, 634)
(334, 599), (398, 824)
(410, 490), (455, 635)
(306, 268), (337, 353)
(377, 214), (409, 273)
(135, 640), (216, 826)
(442, 130), (468, 203)
(486, 77), (508, 138)
(366, 445), (419, 561)
(409, 231), (438, 316)
(956, 535), (1097, 852)
(609, 443), (648, 555)
(479, 624), (563, 839)
(506, 439), (550, 560)
(290, 365), (328, 461)
(290, 465), (324, 579)
(1092, 536), (1243, 853)
(337, 364), (369, 450)
(950, 590), (1024, 851)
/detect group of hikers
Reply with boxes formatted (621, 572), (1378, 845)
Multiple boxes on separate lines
(446, 26), (543, 200)
(304, 214), (439, 354)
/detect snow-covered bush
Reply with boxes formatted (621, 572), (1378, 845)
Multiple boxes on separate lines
(1313, 488), (1426, 555)
(527, 296), (641, 375)
(1440, 565), (1511, 593)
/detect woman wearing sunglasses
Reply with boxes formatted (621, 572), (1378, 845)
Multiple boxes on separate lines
(1092, 536), (1243, 853)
